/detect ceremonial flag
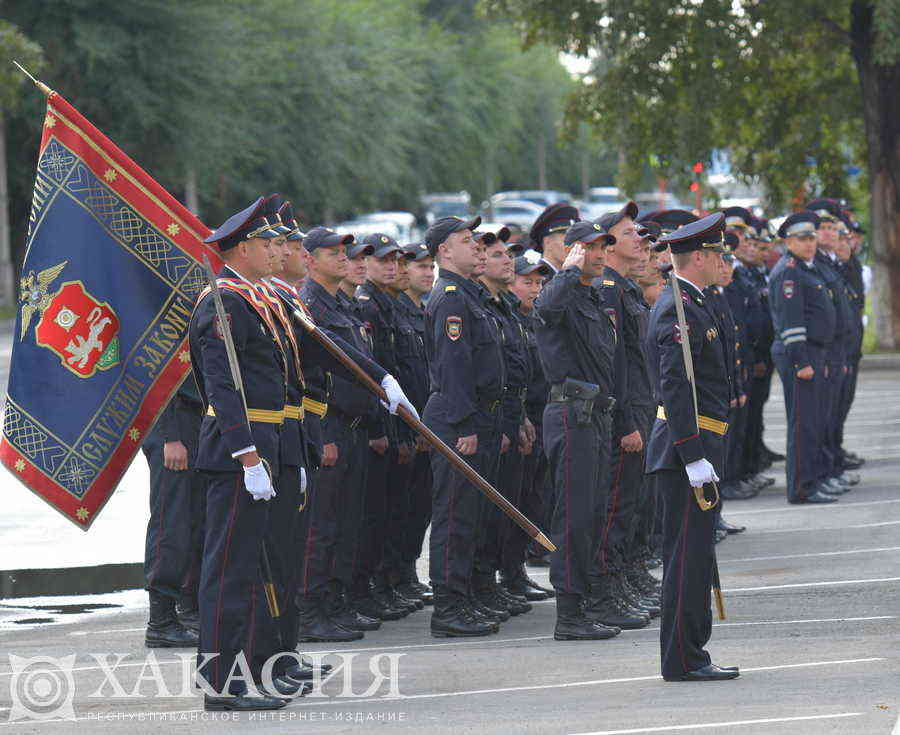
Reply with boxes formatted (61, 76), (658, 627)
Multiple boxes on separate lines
(1, 90), (218, 529)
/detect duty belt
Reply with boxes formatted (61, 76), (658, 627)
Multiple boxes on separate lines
(548, 380), (615, 414)
(302, 396), (328, 418)
(656, 406), (728, 436)
(206, 405), (285, 425)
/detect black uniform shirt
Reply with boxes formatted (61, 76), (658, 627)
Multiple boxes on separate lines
(596, 266), (638, 435)
(622, 278), (653, 409)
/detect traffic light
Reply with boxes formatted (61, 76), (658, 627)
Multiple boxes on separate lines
(692, 161), (704, 174)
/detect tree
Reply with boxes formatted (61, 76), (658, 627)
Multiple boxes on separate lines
(485, 0), (900, 348)
(0, 21), (42, 309)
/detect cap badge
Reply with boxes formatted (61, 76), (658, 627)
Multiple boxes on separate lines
(381, 236), (389, 243)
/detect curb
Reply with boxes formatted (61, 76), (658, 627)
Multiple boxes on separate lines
(1, 562), (143, 599)
(860, 353), (900, 371)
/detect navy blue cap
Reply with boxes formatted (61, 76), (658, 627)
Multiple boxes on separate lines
(362, 233), (404, 258)
(403, 242), (433, 261)
(514, 254), (552, 276)
(304, 226), (354, 252)
(564, 220), (616, 248)
(778, 211), (820, 239)
(347, 241), (375, 258)
(595, 200), (638, 233)
(203, 197), (279, 251)
(424, 216), (481, 255)
(722, 206), (753, 231)
(657, 212), (725, 254)
(639, 209), (698, 234)
(805, 198), (842, 222)
(529, 203), (579, 249)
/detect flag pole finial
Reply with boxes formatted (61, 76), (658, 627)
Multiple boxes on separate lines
(12, 61), (52, 96)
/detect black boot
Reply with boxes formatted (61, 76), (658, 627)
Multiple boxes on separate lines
(495, 584), (533, 615)
(296, 594), (364, 643)
(430, 587), (496, 637)
(327, 587), (382, 632)
(501, 565), (553, 601)
(473, 584), (512, 622)
(352, 591), (407, 621)
(584, 587), (650, 630)
(146, 591), (198, 648)
(554, 593), (620, 641)
(284, 658), (333, 682)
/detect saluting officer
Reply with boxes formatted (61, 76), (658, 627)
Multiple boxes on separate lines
(770, 212), (839, 504)
(534, 220), (622, 641)
(191, 198), (291, 711)
(423, 215), (509, 638)
(645, 213), (738, 682)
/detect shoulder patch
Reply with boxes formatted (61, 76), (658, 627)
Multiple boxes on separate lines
(444, 285), (457, 293)
(783, 280), (795, 299)
(445, 315), (462, 340)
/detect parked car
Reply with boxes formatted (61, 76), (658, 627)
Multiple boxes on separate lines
(634, 192), (688, 218)
(333, 219), (402, 241)
(480, 199), (545, 230)
(355, 211), (419, 243)
(489, 190), (572, 210)
(421, 192), (471, 225)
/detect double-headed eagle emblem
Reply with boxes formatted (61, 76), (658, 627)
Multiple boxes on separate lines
(19, 260), (68, 340)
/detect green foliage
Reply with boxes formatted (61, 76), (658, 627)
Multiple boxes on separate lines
(483, 0), (894, 211)
(0, 20), (44, 112)
(0, 0), (617, 269)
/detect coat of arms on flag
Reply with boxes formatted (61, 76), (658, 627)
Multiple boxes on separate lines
(0, 89), (218, 529)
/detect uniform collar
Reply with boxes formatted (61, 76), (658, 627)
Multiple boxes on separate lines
(675, 275), (705, 301)
(302, 277), (340, 309)
(222, 264), (259, 290)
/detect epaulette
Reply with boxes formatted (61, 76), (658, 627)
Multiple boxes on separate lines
(358, 294), (371, 300)
(444, 285), (457, 292)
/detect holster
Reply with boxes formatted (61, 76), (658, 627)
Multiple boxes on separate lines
(549, 378), (615, 426)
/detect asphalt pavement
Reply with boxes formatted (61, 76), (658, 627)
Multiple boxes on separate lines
(1, 368), (899, 733)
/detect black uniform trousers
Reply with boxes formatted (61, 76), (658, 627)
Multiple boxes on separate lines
(197, 471), (270, 696)
(400, 449), (433, 570)
(818, 361), (841, 481)
(481, 440), (525, 583)
(426, 400), (501, 598)
(543, 402), (611, 597)
(723, 403), (747, 484)
(501, 423), (546, 578)
(836, 356), (860, 458)
(742, 365), (773, 476)
(142, 409), (205, 603)
(773, 344), (826, 502)
(626, 405), (656, 563)
(248, 464), (303, 681)
(358, 444), (409, 588)
(658, 469), (716, 679)
(301, 416), (368, 599)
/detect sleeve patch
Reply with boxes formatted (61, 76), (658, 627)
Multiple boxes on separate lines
(783, 280), (795, 299)
(445, 315), (462, 340)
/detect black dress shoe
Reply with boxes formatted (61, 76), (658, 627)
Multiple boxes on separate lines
(838, 472), (860, 486)
(805, 489), (839, 504)
(259, 676), (311, 698)
(716, 517), (746, 534)
(820, 478), (847, 495)
(714, 528), (728, 544)
(842, 456), (864, 470)
(284, 660), (332, 681)
(665, 663), (740, 682)
(764, 447), (786, 462)
(720, 481), (755, 500)
(204, 693), (286, 711)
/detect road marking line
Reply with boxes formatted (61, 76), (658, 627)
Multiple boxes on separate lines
(727, 499), (900, 515)
(730, 577), (900, 592)
(569, 712), (863, 735)
(892, 709), (900, 735)
(289, 658), (882, 706)
(755, 520), (900, 534)
(719, 546), (900, 564)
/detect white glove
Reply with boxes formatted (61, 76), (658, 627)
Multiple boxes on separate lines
(243, 461), (276, 501)
(300, 467), (307, 493)
(685, 458), (719, 488)
(380, 374), (420, 422)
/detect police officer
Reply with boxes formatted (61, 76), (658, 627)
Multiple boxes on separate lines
(644, 212), (738, 682)
(191, 198), (292, 710)
(503, 254), (555, 602)
(394, 242), (435, 603)
(142, 370), (204, 648)
(529, 203), (580, 272)
(423, 215), (508, 637)
(591, 202), (657, 624)
(770, 212), (838, 504)
(534, 220), (622, 640)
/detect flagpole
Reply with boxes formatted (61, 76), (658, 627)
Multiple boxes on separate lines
(12, 61), (52, 96)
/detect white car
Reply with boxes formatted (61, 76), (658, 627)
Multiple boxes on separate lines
(481, 199), (545, 230)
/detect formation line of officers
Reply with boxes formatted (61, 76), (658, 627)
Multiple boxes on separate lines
(138, 193), (867, 709)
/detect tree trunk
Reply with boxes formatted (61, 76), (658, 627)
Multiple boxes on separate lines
(851, 1), (900, 350)
(0, 112), (15, 308)
(184, 167), (199, 216)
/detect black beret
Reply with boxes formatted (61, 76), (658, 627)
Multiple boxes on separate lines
(564, 220), (616, 248)
(656, 212), (725, 254)
(424, 216), (481, 255)
(777, 211), (820, 239)
(203, 197), (279, 251)
(529, 203), (579, 249)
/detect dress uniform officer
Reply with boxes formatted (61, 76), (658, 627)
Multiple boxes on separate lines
(393, 242), (435, 603)
(142, 372), (205, 648)
(503, 254), (556, 602)
(355, 234), (422, 613)
(528, 203), (580, 272)
(534, 220), (623, 640)
(423, 215), (510, 638)
(770, 212), (838, 504)
(644, 212), (738, 682)
(591, 203), (658, 624)
(190, 198), (293, 711)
